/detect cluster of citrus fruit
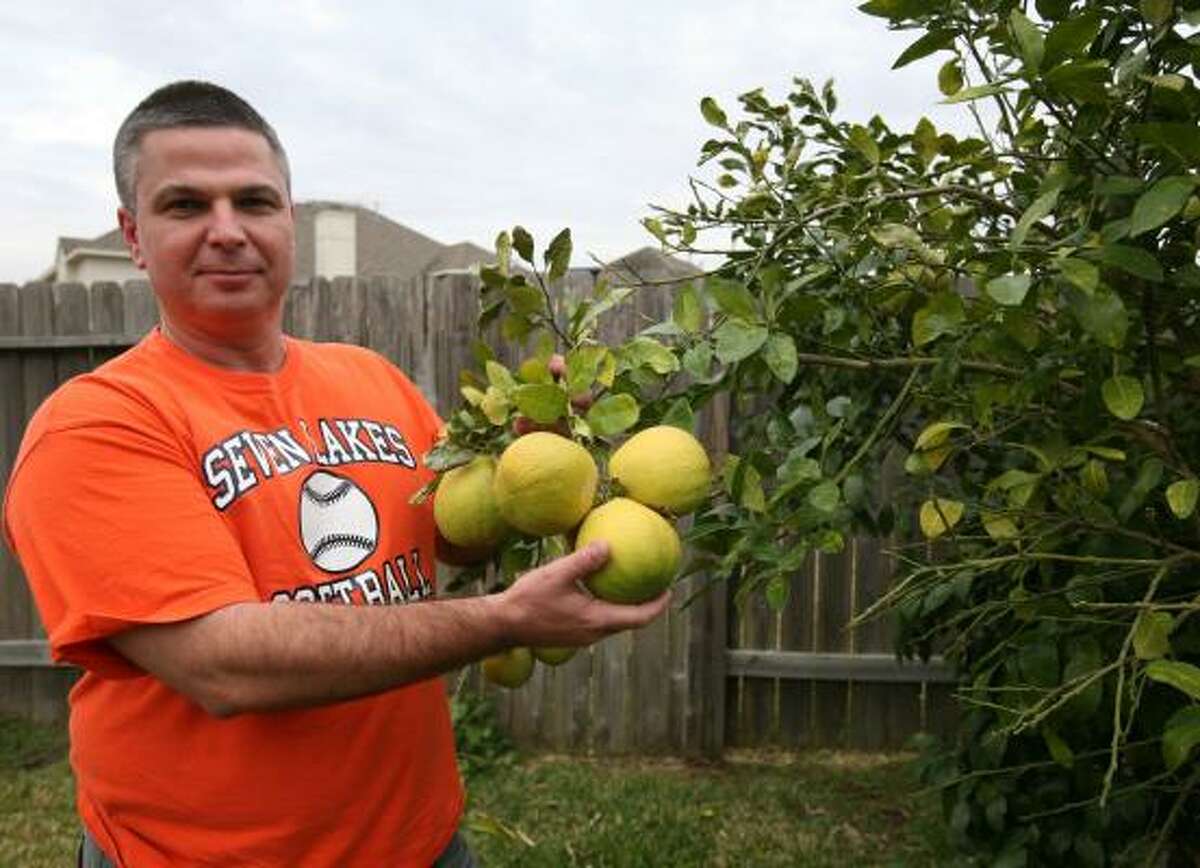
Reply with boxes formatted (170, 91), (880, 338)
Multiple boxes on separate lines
(433, 424), (713, 688)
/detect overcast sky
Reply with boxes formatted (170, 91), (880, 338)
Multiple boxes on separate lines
(0, 2), (971, 282)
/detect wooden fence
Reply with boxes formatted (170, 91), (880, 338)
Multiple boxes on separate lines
(0, 273), (955, 753)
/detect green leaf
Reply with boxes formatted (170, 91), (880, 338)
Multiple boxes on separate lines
(714, 319), (769, 364)
(808, 480), (841, 514)
(938, 60), (964, 96)
(700, 96), (728, 128)
(506, 282), (545, 316)
(943, 83), (1009, 104)
(1145, 660), (1200, 701)
(1133, 610), (1174, 661)
(1057, 258), (1099, 294)
(858, 0), (939, 18)
(848, 125), (880, 165)
(765, 574), (790, 612)
(983, 512), (1019, 541)
(673, 283), (704, 333)
(725, 455), (766, 512)
(912, 292), (965, 346)
(512, 383), (567, 425)
(660, 397), (695, 433)
(682, 342), (714, 381)
(494, 231), (512, 277)
(1163, 707), (1200, 770)
(1010, 9), (1045, 72)
(912, 117), (939, 166)
(622, 337), (679, 375)
(1044, 59), (1110, 104)
(480, 387), (511, 426)
(871, 223), (924, 248)
(1131, 123), (1200, 165)
(915, 421), (968, 451)
(763, 333), (798, 384)
(511, 226), (534, 264)
(1101, 375), (1144, 420)
(986, 273), (1032, 306)
(1037, 0), (1071, 18)
(1011, 190), (1058, 248)
(1130, 177), (1196, 238)
(585, 394), (640, 437)
(1042, 726), (1074, 768)
(707, 277), (758, 320)
(565, 345), (607, 393)
(1140, 0), (1173, 27)
(1044, 13), (1103, 68)
(893, 28), (957, 69)
(1167, 479), (1200, 518)
(1019, 640), (1060, 688)
(424, 442), (476, 473)
(1072, 289), (1128, 348)
(919, 498), (964, 538)
(485, 360), (517, 391)
(544, 227), (572, 284)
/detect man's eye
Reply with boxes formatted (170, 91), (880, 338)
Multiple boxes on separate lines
(240, 196), (277, 211)
(167, 199), (203, 213)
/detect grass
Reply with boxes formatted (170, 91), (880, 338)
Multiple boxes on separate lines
(0, 715), (77, 867)
(0, 713), (960, 868)
(462, 750), (961, 868)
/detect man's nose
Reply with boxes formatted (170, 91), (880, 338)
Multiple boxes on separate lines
(206, 200), (248, 247)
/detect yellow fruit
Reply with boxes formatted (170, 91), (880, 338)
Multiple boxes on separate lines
(493, 432), (598, 536)
(434, 456), (509, 551)
(482, 647), (535, 688)
(533, 646), (577, 666)
(576, 497), (681, 604)
(609, 425), (711, 515)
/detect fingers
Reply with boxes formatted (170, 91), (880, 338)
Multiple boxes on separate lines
(541, 541), (609, 585)
(602, 588), (672, 630)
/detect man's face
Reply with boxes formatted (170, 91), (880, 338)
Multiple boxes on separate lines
(117, 126), (295, 340)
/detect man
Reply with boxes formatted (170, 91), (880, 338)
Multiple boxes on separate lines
(2, 81), (668, 867)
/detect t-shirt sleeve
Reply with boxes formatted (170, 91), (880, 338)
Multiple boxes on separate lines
(4, 422), (259, 678)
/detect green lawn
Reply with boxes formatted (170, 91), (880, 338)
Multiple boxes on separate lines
(464, 751), (960, 867)
(0, 713), (959, 867)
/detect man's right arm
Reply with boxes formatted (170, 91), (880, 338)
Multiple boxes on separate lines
(108, 541), (669, 717)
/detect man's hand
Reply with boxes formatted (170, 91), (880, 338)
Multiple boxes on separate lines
(488, 541), (670, 648)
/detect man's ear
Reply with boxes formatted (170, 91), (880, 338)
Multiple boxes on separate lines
(117, 207), (147, 270)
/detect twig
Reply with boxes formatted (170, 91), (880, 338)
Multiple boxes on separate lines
(1102, 566), (1169, 807)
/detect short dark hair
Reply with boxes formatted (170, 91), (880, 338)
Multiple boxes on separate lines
(113, 80), (291, 211)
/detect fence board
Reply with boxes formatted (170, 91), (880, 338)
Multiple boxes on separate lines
(90, 283), (128, 370)
(121, 280), (157, 336)
(0, 283), (26, 720)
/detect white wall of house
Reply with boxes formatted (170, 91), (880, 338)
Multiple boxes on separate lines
(57, 251), (141, 285)
(314, 208), (357, 278)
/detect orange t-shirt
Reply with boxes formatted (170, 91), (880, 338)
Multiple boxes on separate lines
(3, 329), (463, 867)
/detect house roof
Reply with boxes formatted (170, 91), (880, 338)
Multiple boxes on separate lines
(58, 229), (126, 256)
(599, 246), (703, 285)
(422, 241), (496, 273)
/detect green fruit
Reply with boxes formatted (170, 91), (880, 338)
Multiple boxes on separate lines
(482, 647), (535, 688)
(533, 646), (577, 666)
(434, 456), (508, 550)
(609, 426), (712, 515)
(493, 432), (598, 536)
(576, 497), (682, 604)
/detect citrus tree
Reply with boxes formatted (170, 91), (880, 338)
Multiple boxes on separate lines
(628, 0), (1200, 863)
(427, 0), (1200, 861)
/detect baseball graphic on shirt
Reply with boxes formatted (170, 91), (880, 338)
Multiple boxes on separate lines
(298, 471), (379, 573)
